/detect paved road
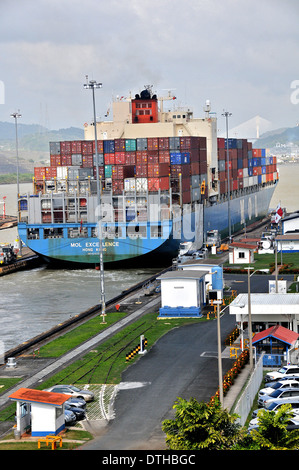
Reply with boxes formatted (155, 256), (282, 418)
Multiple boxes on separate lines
(79, 310), (236, 450)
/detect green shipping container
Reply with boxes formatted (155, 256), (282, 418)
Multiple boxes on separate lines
(105, 165), (113, 177)
(125, 139), (137, 151)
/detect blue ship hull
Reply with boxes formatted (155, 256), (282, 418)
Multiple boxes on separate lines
(18, 183), (277, 266)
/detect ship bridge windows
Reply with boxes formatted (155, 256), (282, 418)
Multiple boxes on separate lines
(27, 228), (40, 240)
(43, 227), (63, 239)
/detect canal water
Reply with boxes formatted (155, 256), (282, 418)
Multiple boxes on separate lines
(0, 163), (298, 352)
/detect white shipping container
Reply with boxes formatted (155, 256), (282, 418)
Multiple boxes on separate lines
(243, 177), (249, 188)
(124, 178), (136, 192)
(56, 166), (68, 180)
(136, 178), (148, 192)
(243, 167), (248, 177)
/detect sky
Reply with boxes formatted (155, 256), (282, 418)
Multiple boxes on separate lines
(0, 0), (298, 137)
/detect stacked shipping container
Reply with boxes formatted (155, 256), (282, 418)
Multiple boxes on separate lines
(34, 136), (277, 201)
(217, 138), (278, 194)
(34, 136), (208, 203)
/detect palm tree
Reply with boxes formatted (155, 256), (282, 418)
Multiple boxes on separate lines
(162, 396), (243, 450)
(249, 404), (299, 450)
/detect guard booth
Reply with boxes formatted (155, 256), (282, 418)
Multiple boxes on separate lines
(253, 325), (299, 367)
(157, 270), (208, 317)
(9, 388), (72, 437)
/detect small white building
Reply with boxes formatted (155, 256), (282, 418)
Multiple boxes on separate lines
(9, 387), (72, 437)
(229, 293), (299, 334)
(229, 241), (257, 264)
(178, 261), (224, 301)
(157, 270), (208, 317)
(282, 212), (299, 234)
(276, 234), (299, 253)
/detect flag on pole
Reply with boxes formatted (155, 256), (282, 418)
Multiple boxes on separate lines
(274, 203), (283, 223)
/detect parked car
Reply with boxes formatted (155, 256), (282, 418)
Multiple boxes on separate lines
(65, 409), (77, 426)
(252, 398), (299, 418)
(258, 387), (299, 408)
(265, 376), (299, 388)
(44, 385), (94, 402)
(258, 380), (299, 400)
(66, 397), (87, 409)
(65, 403), (85, 421)
(265, 365), (299, 383)
(248, 416), (299, 433)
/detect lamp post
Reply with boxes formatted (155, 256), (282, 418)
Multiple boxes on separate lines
(83, 78), (106, 323)
(11, 111), (21, 218)
(222, 111), (232, 242)
(213, 299), (224, 406)
(245, 267), (266, 370)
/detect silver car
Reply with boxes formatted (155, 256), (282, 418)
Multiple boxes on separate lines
(258, 387), (299, 408)
(44, 385), (94, 402)
(258, 380), (299, 401)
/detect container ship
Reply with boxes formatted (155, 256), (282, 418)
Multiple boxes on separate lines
(17, 86), (278, 266)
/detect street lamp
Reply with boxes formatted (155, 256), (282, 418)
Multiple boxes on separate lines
(11, 111), (21, 217)
(245, 267), (269, 370)
(84, 77), (106, 323)
(222, 111), (232, 242)
(213, 299), (224, 406)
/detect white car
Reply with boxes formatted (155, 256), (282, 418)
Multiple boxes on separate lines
(265, 365), (299, 383)
(258, 380), (299, 400)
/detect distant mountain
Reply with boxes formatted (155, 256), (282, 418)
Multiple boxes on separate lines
(253, 126), (299, 151)
(0, 121), (84, 153)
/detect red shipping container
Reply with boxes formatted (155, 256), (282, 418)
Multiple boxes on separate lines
(232, 180), (238, 191)
(148, 177), (169, 192)
(158, 137), (169, 150)
(237, 169), (243, 178)
(61, 154), (72, 166)
(34, 167), (46, 179)
(181, 176), (191, 192)
(92, 140), (104, 154)
(104, 153), (115, 165)
(199, 137), (206, 149)
(180, 137), (192, 149)
(147, 137), (159, 151)
(182, 190), (191, 204)
(136, 151), (148, 164)
(147, 163), (169, 177)
(189, 148), (200, 163)
(112, 165), (124, 180)
(217, 137), (225, 149)
(60, 141), (72, 154)
(45, 167), (57, 179)
(82, 141), (93, 155)
(159, 151), (170, 163)
(123, 165), (135, 178)
(71, 141), (82, 154)
(191, 161), (200, 175)
(93, 166), (104, 178)
(218, 148), (226, 160)
(125, 152), (136, 165)
(229, 149), (238, 160)
(147, 150), (159, 163)
(218, 171), (226, 182)
(136, 164), (147, 177)
(112, 179), (124, 194)
(115, 152), (126, 164)
(114, 138), (126, 152)
(50, 155), (61, 166)
(82, 154), (93, 167)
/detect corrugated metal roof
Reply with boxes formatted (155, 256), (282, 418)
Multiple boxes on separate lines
(157, 270), (209, 280)
(252, 325), (299, 345)
(231, 293), (299, 306)
(9, 388), (72, 406)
